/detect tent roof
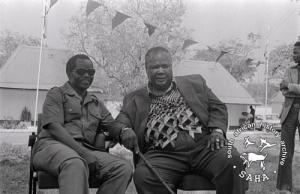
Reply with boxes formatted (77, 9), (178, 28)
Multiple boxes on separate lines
(271, 91), (284, 103)
(0, 45), (103, 92)
(174, 60), (259, 105)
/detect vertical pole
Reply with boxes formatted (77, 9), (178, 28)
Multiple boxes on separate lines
(33, 0), (47, 128)
(264, 26), (270, 128)
(264, 50), (269, 115)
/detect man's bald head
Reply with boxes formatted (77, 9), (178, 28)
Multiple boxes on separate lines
(144, 46), (173, 92)
(145, 47), (172, 68)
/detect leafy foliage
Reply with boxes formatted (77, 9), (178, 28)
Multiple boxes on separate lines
(0, 30), (39, 68)
(64, 0), (190, 95)
(193, 36), (260, 83)
(268, 43), (294, 79)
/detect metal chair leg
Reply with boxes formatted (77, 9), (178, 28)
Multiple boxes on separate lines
(33, 175), (37, 194)
(29, 167), (33, 194)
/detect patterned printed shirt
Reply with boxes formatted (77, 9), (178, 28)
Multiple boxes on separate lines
(145, 82), (203, 149)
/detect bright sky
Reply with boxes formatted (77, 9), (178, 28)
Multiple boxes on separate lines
(0, 0), (299, 50)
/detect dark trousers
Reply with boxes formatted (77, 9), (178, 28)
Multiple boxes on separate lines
(277, 105), (300, 191)
(133, 131), (247, 194)
(33, 138), (132, 194)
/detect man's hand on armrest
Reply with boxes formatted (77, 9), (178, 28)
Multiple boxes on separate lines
(119, 127), (139, 154)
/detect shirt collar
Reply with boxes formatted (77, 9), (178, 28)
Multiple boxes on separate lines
(61, 82), (98, 104)
(147, 80), (177, 97)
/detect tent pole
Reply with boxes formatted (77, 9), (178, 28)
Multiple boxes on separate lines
(33, 0), (46, 128)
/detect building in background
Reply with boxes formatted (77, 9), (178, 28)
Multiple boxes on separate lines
(270, 91), (284, 114)
(174, 60), (260, 129)
(0, 45), (105, 121)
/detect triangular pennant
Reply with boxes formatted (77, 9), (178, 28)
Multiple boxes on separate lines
(215, 50), (228, 62)
(245, 58), (254, 65)
(272, 65), (281, 75)
(112, 11), (130, 30)
(182, 39), (198, 50)
(86, 0), (100, 17)
(144, 22), (156, 36)
(256, 61), (263, 67)
(50, 0), (58, 8)
(207, 46), (215, 52)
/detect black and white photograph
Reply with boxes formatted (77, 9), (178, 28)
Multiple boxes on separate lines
(0, 0), (299, 193)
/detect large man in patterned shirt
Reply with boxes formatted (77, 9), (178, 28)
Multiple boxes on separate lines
(115, 46), (247, 194)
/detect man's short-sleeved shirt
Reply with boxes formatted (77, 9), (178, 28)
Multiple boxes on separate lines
(38, 82), (114, 145)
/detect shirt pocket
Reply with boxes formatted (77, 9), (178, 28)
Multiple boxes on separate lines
(64, 97), (82, 122)
(89, 104), (102, 120)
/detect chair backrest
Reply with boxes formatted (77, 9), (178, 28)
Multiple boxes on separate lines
(37, 113), (43, 135)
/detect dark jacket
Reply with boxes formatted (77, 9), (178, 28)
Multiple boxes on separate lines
(279, 65), (300, 124)
(115, 74), (228, 154)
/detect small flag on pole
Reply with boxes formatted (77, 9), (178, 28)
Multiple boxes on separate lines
(144, 22), (156, 36)
(182, 39), (198, 49)
(112, 11), (130, 30)
(86, 0), (100, 17)
(50, 0), (58, 8)
(215, 50), (228, 62)
(43, 6), (47, 39)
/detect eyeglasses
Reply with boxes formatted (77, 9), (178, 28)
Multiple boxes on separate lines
(73, 68), (95, 76)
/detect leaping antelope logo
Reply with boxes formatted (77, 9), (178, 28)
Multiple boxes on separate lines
(259, 138), (276, 152)
(243, 136), (256, 148)
(240, 152), (268, 171)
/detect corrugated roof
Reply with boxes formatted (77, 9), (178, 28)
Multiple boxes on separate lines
(174, 60), (259, 105)
(271, 91), (284, 103)
(0, 45), (103, 92)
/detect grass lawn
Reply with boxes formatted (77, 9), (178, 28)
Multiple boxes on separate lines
(0, 131), (299, 194)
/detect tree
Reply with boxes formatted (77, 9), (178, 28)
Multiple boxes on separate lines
(0, 30), (40, 68)
(193, 33), (261, 83)
(268, 43), (294, 80)
(64, 0), (190, 96)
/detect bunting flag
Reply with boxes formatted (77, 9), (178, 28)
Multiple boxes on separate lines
(144, 22), (156, 36)
(207, 46), (215, 52)
(112, 11), (130, 30)
(215, 50), (228, 62)
(245, 58), (254, 65)
(272, 65), (282, 75)
(86, 0), (100, 17)
(256, 61), (263, 67)
(50, 0), (58, 8)
(182, 39), (198, 50)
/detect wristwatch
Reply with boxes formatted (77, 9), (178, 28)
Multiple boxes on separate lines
(211, 128), (224, 135)
(120, 127), (130, 138)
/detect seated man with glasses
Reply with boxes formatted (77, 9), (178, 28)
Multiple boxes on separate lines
(32, 54), (133, 194)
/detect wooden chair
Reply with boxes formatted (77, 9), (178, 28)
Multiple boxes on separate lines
(28, 114), (216, 194)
